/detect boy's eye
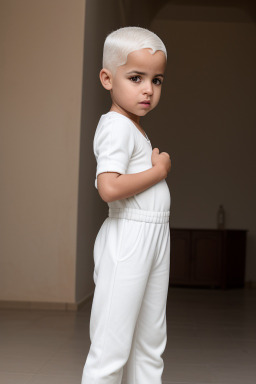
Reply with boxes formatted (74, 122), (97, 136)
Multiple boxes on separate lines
(129, 75), (141, 83)
(153, 78), (162, 85)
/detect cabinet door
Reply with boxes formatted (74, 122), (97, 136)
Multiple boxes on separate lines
(226, 231), (247, 288)
(170, 229), (191, 285)
(191, 231), (222, 286)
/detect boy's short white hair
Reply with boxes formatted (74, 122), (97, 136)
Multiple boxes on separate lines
(102, 26), (167, 75)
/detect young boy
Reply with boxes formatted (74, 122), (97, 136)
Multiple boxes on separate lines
(81, 26), (171, 384)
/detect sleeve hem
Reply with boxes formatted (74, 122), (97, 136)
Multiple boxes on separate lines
(96, 164), (125, 177)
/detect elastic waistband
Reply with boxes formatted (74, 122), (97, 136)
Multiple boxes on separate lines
(108, 207), (170, 224)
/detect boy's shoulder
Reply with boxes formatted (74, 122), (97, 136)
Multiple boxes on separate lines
(93, 111), (137, 159)
(96, 111), (136, 136)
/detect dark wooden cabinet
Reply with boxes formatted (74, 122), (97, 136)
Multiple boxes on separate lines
(169, 228), (247, 289)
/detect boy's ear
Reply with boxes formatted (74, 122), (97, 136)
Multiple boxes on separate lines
(99, 68), (113, 90)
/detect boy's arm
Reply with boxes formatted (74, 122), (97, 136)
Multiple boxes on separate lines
(97, 165), (167, 203)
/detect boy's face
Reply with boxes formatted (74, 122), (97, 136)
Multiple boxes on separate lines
(102, 48), (166, 122)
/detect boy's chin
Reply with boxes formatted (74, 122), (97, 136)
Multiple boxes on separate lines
(133, 108), (153, 116)
(138, 109), (152, 116)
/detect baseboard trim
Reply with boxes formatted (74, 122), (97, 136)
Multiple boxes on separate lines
(0, 291), (94, 311)
(76, 292), (94, 310)
(1, 282), (255, 311)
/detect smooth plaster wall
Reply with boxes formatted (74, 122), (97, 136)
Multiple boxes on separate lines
(144, 3), (256, 281)
(75, 0), (123, 303)
(0, 0), (85, 303)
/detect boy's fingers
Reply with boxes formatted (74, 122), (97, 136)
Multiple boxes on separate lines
(153, 148), (170, 158)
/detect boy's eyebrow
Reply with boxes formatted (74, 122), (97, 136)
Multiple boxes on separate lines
(126, 70), (164, 78)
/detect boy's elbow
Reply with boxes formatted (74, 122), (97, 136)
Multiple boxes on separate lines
(98, 184), (114, 203)
(98, 187), (110, 203)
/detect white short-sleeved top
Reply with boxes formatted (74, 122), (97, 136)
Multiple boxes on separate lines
(93, 111), (171, 212)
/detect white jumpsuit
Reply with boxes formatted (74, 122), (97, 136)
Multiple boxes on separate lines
(81, 111), (171, 384)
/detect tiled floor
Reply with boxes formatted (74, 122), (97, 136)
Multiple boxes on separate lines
(0, 287), (256, 384)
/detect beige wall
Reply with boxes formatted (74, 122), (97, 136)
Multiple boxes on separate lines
(0, 0), (85, 303)
(145, 3), (256, 281)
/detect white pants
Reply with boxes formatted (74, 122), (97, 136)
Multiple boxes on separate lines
(81, 207), (170, 384)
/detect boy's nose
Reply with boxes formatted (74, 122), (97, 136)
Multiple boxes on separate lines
(143, 81), (153, 95)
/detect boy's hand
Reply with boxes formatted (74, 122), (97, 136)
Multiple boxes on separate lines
(151, 148), (171, 178)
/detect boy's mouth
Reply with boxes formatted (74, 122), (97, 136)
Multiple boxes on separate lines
(139, 100), (151, 106)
